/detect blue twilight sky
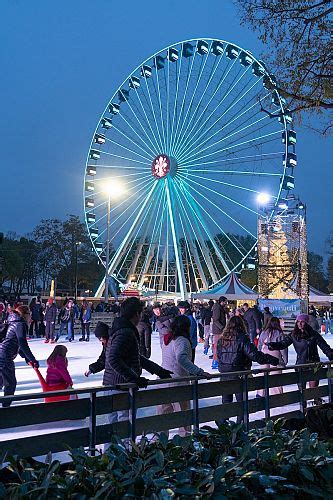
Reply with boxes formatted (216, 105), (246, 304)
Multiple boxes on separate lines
(0, 0), (331, 255)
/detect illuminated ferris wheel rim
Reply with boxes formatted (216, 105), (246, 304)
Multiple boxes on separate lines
(83, 37), (296, 296)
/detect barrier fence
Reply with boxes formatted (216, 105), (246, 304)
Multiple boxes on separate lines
(0, 361), (332, 458)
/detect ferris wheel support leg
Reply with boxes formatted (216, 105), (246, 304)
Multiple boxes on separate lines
(94, 181), (158, 298)
(165, 178), (187, 299)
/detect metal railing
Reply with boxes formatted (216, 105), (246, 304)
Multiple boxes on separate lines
(0, 361), (332, 457)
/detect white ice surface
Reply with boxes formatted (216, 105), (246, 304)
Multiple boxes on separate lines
(1, 331), (333, 461)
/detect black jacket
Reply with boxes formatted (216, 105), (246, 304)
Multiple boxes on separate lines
(0, 312), (37, 363)
(44, 303), (57, 322)
(89, 346), (106, 374)
(201, 307), (213, 326)
(137, 318), (152, 358)
(243, 308), (261, 335)
(212, 303), (227, 335)
(269, 327), (333, 365)
(103, 317), (164, 386)
(217, 331), (278, 372)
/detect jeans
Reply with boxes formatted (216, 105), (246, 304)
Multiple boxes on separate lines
(81, 322), (90, 340)
(0, 359), (16, 407)
(66, 321), (74, 340)
(29, 320), (41, 337)
(104, 390), (129, 451)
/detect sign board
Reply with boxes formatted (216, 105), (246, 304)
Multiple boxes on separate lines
(258, 298), (303, 318)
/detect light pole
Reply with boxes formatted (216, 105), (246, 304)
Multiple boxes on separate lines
(103, 180), (125, 303)
(74, 241), (81, 300)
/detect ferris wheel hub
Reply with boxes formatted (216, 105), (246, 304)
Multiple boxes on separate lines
(151, 154), (178, 179)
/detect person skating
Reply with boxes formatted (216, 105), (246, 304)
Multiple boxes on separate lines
(79, 300), (92, 342)
(104, 297), (173, 424)
(158, 315), (212, 436)
(44, 298), (57, 343)
(202, 300), (214, 355)
(46, 345), (73, 388)
(0, 305), (39, 407)
(84, 321), (109, 378)
(178, 301), (198, 361)
(137, 308), (152, 358)
(211, 296), (228, 369)
(216, 315), (278, 422)
(242, 303), (262, 343)
(262, 306), (273, 330)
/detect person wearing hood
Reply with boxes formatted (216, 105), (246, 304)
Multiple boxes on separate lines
(178, 301), (198, 361)
(104, 297), (173, 424)
(268, 313), (333, 396)
(0, 305), (39, 407)
(153, 303), (177, 348)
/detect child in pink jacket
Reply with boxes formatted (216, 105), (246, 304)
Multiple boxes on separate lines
(46, 345), (73, 388)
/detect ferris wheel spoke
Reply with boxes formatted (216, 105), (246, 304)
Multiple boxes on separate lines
(93, 171), (151, 181)
(173, 184), (218, 288)
(174, 45), (223, 155)
(135, 185), (166, 284)
(104, 136), (151, 162)
(179, 173), (258, 236)
(183, 114), (271, 164)
(176, 177), (250, 258)
(170, 50), (198, 154)
(177, 210), (199, 292)
(171, 51), (210, 156)
(185, 172), (266, 194)
(120, 95), (162, 154)
(116, 111), (159, 156)
(99, 150), (150, 165)
(115, 183), (165, 281)
(93, 164), (148, 170)
(153, 65), (168, 153)
(180, 130), (283, 166)
(169, 51), (183, 154)
(140, 76), (165, 153)
(111, 123), (156, 158)
(182, 152), (284, 171)
(178, 93), (271, 163)
(174, 178), (233, 273)
(95, 178), (155, 235)
(171, 44), (223, 155)
(174, 54), (241, 157)
(176, 72), (262, 161)
(130, 85), (165, 154)
(165, 178), (187, 297)
(152, 202), (168, 291)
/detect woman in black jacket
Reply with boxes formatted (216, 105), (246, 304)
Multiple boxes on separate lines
(268, 314), (333, 389)
(217, 316), (278, 407)
(137, 308), (152, 358)
(0, 305), (39, 407)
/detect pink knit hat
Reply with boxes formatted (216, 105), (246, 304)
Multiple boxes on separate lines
(296, 314), (309, 323)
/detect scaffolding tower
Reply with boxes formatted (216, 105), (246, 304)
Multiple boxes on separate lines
(258, 200), (308, 300)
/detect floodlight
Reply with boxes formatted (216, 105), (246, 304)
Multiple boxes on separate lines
(257, 193), (270, 205)
(103, 180), (125, 198)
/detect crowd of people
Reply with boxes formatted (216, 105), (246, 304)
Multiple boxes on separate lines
(0, 296), (333, 424)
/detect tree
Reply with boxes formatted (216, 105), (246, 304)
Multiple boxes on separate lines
(235, 0), (332, 134)
(308, 251), (328, 291)
(328, 256), (333, 293)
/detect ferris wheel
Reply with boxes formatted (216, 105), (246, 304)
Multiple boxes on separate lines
(84, 38), (296, 298)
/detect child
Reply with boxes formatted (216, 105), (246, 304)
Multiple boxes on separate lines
(46, 345), (73, 388)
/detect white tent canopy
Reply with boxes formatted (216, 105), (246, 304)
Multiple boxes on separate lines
(191, 272), (258, 301)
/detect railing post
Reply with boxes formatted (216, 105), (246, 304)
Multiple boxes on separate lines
(242, 374), (249, 431)
(328, 363), (333, 404)
(298, 368), (306, 414)
(264, 371), (270, 421)
(192, 380), (199, 436)
(128, 388), (137, 442)
(89, 391), (97, 456)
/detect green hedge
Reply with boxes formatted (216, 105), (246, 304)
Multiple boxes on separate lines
(1, 420), (333, 498)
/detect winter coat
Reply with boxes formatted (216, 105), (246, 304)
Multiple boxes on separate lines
(263, 311), (273, 330)
(161, 335), (205, 380)
(46, 356), (73, 387)
(155, 315), (174, 347)
(201, 307), (213, 326)
(89, 346), (106, 374)
(103, 317), (165, 386)
(58, 307), (74, 324)
(268, 326), (333, 365)
(212, 303), (227, 335)
(258, 329), (288, 366)
(185, 312), (198, 349)
(44, 304), (57, 323)
(31, 302), (43, 321)
(137, 318), (152, 358)
(307, 315), (320, 333)
(0, 312), (37, 363)
(243, 308), (261, 335)
(216, 331), (278, 373)
(81, 307), (92, 323)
